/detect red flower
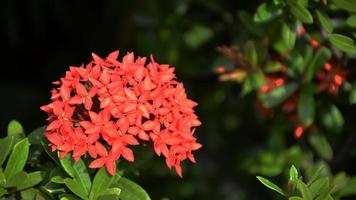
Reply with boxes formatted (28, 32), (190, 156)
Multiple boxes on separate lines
(41, 51), (202, 176)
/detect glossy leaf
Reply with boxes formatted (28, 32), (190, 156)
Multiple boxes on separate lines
(97, 188), (121, 200)
(329, 34), (356, 54)
(6, 171), (44, 190)
(297, 180), (312, 200)
(290, 165), (299, 182)
(116, 177), (151, 200)
(89, 167), (119, 200)
(332, 0), (356, 12)
(7, 120), (24, 137)
(256, 176), (285, 196)
(316, 10), (333, 33)
(64, 178), (88, 200)
(0, 136), (14, 166)
(59, 154), (91, 194)
(287, 0), (313, 24)
(260, 82), (298, 108)
(59, 193), (82, 200)
(4, 138), (30, 180)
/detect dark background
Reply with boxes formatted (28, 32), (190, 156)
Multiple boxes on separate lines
(3, 0), (348, 200)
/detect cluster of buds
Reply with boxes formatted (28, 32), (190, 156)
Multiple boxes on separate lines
(41, 51), (202, 177)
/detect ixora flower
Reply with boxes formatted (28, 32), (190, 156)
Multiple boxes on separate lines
(41, 50), (202, 177)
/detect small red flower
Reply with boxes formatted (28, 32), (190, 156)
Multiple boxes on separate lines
(41, 51), (202, 176)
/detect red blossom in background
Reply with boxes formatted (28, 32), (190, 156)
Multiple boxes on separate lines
(41, 50), (202, 177)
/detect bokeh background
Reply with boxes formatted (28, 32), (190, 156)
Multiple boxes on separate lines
(1, 0), (356, 199)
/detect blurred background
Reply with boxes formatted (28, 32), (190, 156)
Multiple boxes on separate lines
(1, 0), (355, 199)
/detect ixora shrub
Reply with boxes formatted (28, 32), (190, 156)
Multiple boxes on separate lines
(214, 0), (356, 199)
(0, 51), (202, 200)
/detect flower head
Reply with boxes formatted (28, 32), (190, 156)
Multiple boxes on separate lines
(41, 50), (202, 176)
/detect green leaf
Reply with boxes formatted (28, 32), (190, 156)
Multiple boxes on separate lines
(338, 177), (356, 197)
(239, 11), (264, 37)
(27, 126), (46, 145)
(332, 0), (356, 12)
(305, 47), (332, 81)
(0, 187), (7, 197)
(0, 170), (6, 187)
(321, 105), (344, 134)
(0, 136), (14, 166)
(89, 167), (119, 200)
(256, 176), (285, 196)
(97, 188), (121, 200)
(244, 41), (258, 67)
(282, 23), (297, 50)
(346, 15), (356, 28)
(309, 177), (329, 199)
(59, 154), (91, 195)
(41, 137), (60, 165)
(260, 82), (299, 108)
(287, 0), (313, 24)
(59, 193), (82, 200)
(64, 178), (88, 200)
(6, 171), (44, 190)
(264, 61), (283, 73)
(184, 25), (213, 49)
(20, 188), (41, 200)
(329, 34), (356, 54)
(308, 134), (333, 161)
(116, 177), (151, 200)
(290, 165), (299, 182)
(298, 86), (315, 127)
(297, 180), (312, 200)
(349, 88), (356, 104)
(316, 10), (333, 33)
(4, 138), (30, 180)
(289, 197), (303, 200)
(254, 3), (283, 23)
(7, 120), (24, 137)
(51, 176), (65, 184)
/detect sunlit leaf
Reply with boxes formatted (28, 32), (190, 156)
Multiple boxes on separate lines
(256, 176), (285, 196)
(116, 177), (151, 200)
(4, 138), (29, 180)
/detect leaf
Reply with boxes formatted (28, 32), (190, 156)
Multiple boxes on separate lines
(316, 10), (333, 33)
(309, 177), (329, 199)
(260, 82), (299, 108)
(51, 176), (65, 184)
(97, 188), (121, 200)
(329, 34), (356, 54)
(332, 0), (356, 12)
(338, 177), (356, 197)
(64, 178), (88, 200)
(0, 187), (7, 197)
(59, 154), (91, 195)
(89, 167), (119, 200)
(6, 171), (44, 190)
(305, 47), (332, 82)
(346, 15), (356, 28)
(0, 136), (14, 166)
(4, 138), (30, 180)
(21, 188), (41, 200)
(116, 177), (151, 200)
(0, 170), (6, 187)
(290, 165), (299, 182)
(321, 105), (344, 134)
(287, 0), (313, 24)
(41, 137), (60, 165)
(256, 176), (285, 196)
(184, 25), (213, 49)
(298, 86), (315, 127)
(349, 88), (356, 104)
(297, 180), (312, 200)
(289, 197), (303, 200)
(308, 134), (333, 161)
(254, 3), (283, 23)
(244, 41), (258, 67)
(239, 11), (264, 37)
(27, 126), (46, 145)
(282, 23), (297, 50)
(7, 120), (25, 143)
(59, 193), (82, 200)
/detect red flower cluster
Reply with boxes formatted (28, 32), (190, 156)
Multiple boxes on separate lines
(41, 51), (202, 177)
